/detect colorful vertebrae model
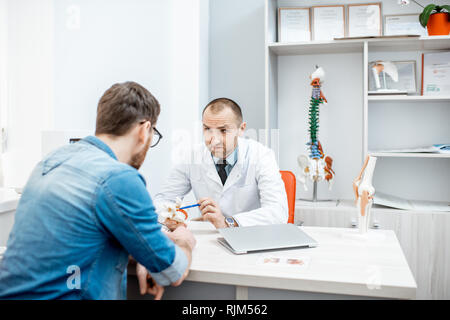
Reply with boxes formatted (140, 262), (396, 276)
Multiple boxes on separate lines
(297, 66), (335, 191)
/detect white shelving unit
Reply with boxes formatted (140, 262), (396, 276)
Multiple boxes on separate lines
(264, 0), (450, 203)
(365, 36), (450, 159)
(264, 1), (450, 300)
(268, 35), (450, 56)
(368, 95), (450, 102)
(268, 39), (364, 55)
(368, 152), (450, 159)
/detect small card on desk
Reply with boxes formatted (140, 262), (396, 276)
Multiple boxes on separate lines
(257, 254), (311, 270)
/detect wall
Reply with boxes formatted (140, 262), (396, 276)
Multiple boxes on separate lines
(0, 0), (54, 188)
(209, 0), (266, 135)
(0, 0), (7, 186)
(1, 0), (209, 198)
(53, 0), (171, 196)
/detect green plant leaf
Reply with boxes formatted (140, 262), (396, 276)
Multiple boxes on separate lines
(420, 4), (437, 28)
(440, 5), (450, 13)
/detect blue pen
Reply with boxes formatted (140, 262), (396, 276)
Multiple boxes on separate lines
(178, 203), (200, 210)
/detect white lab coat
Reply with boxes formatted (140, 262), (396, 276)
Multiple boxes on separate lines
(154, 137), (288, 226)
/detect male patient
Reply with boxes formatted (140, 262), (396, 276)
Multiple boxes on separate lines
(155, 98), (288, 229)
(0, 81), (195, 299)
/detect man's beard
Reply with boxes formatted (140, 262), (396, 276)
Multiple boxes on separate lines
(130, 136), (151, 170)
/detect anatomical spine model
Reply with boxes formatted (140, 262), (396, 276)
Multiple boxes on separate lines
(297, 66), (335, 199)
(157, 197), (188, 225)
(353, 156), (377, 234)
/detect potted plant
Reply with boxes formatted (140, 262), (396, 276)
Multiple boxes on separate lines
(398, 1), (450, 36)
(419, 4), (450, 35)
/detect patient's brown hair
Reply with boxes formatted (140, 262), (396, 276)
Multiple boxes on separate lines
(95, 81), (160, 136)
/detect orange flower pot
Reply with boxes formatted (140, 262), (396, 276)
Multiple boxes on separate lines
(426, 12), (450, 36)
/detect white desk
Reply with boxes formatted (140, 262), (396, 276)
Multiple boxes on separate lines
(127, 221), (417, 300)
(0, 188), (20, 213)
(0, 188), (20, 248)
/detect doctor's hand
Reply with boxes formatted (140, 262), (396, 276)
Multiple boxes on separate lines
(198, 197), (227, 229)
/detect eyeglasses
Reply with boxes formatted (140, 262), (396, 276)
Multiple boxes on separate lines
(151, 127), (162, 148)
(140, 121), (163, 148)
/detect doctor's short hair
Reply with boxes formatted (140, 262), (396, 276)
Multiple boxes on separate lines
(202, 98), (243, 125)
(95, 81), (161, 136)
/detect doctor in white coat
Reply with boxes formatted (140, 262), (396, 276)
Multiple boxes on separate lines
(154, 98), (288, 229)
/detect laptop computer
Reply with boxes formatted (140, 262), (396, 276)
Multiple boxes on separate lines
(217, 224), (318, 255)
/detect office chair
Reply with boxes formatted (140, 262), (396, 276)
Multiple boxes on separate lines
(280, 170), (296, 224)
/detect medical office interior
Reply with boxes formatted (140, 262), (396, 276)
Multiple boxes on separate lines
(0, 0), (449, 301)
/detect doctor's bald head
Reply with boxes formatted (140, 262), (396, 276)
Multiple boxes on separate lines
(202, 98), (243, 126)
(202, 98), (246, 159)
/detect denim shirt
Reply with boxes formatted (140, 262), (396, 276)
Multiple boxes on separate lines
(0, 136), (187, 300)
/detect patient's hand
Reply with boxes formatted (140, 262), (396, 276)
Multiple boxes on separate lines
(164, 218), (187, 231)
(136, 263), (165, 300)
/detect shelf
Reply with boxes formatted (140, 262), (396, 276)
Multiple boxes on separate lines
(368, 35), (450, 52)
(268, 35), (450, 56)
(368, 95), (450, 102)
(268, 39), (363, 56)
(368, 152), (450, 158)
(295, 199), (450, 214)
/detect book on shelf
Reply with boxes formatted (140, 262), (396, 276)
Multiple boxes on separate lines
(371, 144), (450, 154)
(374, 192), (450, 212)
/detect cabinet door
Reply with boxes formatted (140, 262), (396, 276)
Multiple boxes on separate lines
(295, 206), (356, 228)
(368, 211), (450, 300)
(297, 206), (450, 299)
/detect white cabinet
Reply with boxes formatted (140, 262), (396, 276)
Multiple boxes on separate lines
(375, 210), (450, 300)
(0, 209), (15, 247)
(0, 188), (20, 247)
(295, 203), (450, 299)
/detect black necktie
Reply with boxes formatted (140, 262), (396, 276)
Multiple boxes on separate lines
(217, 160), (228, 186)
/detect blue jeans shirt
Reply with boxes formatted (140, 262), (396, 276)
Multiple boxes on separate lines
(0, 136), (187, 299)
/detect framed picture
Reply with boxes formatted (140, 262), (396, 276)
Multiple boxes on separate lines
(422, 52), (450, 96)
(347, 3), (382, 37)
(384, 14), (427, 36)
(368, 60), (417, 94)
(278, 7), (311, 42)
(312, 5), (345, 41)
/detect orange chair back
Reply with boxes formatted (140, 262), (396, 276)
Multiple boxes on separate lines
(280, 170), (296, 224)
